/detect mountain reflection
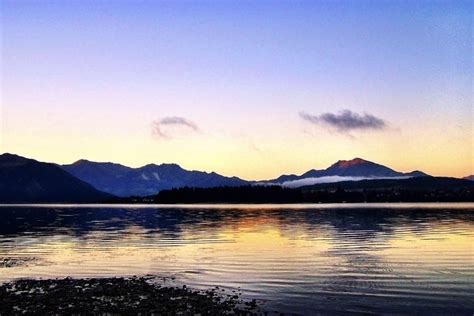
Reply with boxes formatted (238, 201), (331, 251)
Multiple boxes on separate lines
(1, 205), (473, 315)
(1, 205), (473, 242)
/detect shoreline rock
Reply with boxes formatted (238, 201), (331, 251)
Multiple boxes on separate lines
(0, 276), (265, 315)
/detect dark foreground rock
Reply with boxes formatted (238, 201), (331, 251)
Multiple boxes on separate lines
(0, 277), (263, 315)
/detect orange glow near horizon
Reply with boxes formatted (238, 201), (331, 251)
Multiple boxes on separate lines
(1, 1), (472, 180)
(2, 124), (472, 180)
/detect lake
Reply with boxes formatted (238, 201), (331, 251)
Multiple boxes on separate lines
(0, 203), (473, 315)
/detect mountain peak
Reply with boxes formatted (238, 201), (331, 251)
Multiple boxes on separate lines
(0, 152), (18, 157)
(320, 157), (402, 178)
(140, 163), (183, 172)
(0, 153), (33, 166)
(159, 163), (181, 168)
(332, 158), (370, 168)
(72, 159), (93, 165)
(464, 175), (474, 181)
(405, 170), (429, 177)
(0, 152), (27, 160)
(69, 159), (130, 171)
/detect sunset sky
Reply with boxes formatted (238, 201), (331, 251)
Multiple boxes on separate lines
(1, 1), (472, 180)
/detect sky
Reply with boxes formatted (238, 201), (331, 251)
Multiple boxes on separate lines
(1, 0), (472, 180)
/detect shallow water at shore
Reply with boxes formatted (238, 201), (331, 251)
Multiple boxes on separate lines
(0, 203), (473, 315)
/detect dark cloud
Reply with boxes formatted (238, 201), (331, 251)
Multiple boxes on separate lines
(152, 116), (199, 138)
(299, 110), (386, 132)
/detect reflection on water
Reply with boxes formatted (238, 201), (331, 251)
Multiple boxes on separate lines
(0, 204), (473, 315)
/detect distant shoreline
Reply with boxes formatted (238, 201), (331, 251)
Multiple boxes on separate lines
(1, 177), (473, 205)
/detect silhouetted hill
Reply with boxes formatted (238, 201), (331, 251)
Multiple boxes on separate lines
(0, 153), (114, 203)
(266, 158), (429, 186)
(62, 160), (249, 197)
(464, 175), (474, 181)
(149, 186), (303, 203)
(297, 176), (474, 203)
(62, 160), (133, 195)
(300, 176), (473, 191)
(322, 158), (401, 177)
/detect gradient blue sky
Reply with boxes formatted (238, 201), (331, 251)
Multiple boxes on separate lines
(1, 1), (472, 179)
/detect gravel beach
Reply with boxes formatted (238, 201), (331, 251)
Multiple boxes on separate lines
(0, 277), (264, 315)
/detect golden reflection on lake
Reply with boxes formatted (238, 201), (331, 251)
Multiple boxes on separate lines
(0, 204), (473, 314)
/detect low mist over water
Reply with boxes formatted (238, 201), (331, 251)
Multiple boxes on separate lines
(1, 204), (473, 315)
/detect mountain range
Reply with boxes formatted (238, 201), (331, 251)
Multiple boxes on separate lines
(265, 158), (428, 187)
(0, 152), (472, 202)
(62, 160), (247, 197)
(61, 157), (432, 196)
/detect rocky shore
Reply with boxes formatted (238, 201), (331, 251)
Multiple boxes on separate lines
(0, 277), (265, 315)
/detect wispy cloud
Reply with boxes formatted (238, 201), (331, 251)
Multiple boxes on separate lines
(152, 116), (199, 139)
(300, 110), (387, 132)
(282, 176), (410, 188)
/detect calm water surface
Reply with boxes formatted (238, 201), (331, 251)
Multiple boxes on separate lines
(0, 203), (473, 315)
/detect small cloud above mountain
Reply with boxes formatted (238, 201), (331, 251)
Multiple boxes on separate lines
(152, 116), (199, 139)
(299, 110), (387, 133)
